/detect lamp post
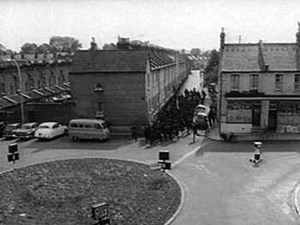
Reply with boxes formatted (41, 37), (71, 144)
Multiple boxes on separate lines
(12, 59), (24, 125)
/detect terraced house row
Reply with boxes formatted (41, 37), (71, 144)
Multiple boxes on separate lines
(0, 60), (70, 123)
(218, 25), (300, 139)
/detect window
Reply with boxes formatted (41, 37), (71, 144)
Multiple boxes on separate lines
(249, 74), (259, 90)
(275, 74), (283, 91)
(231, 74), (240, 91)
(98, 102), (103, 111)
(70, 123), (78, 128)
(295, 74), (300, 92)
(94, 83), (104, 92)
(0, 82), (5, 94)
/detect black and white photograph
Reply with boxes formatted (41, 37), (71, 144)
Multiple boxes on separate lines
(1, 0), (300, 224)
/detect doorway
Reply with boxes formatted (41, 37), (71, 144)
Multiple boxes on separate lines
(252, 107), (261, 127)
(268, 110), (277, 131)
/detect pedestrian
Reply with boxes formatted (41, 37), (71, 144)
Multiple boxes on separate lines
(130, 126), (138, 142)
(144, 125), (151, 146)
(201, 90), (207, 102)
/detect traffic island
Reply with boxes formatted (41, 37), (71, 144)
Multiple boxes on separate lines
(0, 158), (181, 225)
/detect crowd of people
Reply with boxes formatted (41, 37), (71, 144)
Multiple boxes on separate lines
(141, 88), (212, 145)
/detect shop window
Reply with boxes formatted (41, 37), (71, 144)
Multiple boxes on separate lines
(249, 74), (259, 90)
(0, 82), (5, 95)
(230, 74), (240, 91)
(295, 74), (300, 92)
(275, 74), (283, 92)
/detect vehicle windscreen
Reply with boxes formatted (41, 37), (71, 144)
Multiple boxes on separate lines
(39, 125), (50, 129)
(5, 125), (17, 130)
(22, 125), (33, 129)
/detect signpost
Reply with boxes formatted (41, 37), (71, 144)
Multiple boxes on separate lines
(158, 150), (171, 170)
(91, 202), (110, 225)
(7, 143), (19, 164)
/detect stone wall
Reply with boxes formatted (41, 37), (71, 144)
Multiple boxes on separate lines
(70, 72), (148, 126)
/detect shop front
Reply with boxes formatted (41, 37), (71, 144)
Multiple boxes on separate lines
(270, 101), (300, 133)
(221, 100), (262, 134)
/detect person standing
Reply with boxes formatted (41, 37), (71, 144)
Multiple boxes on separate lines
(130, 126), (138, 142)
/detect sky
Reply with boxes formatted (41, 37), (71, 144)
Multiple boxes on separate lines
(1, 0), (300, 52)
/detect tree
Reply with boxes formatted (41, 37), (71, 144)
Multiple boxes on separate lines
(20, 43), (38, 54)
(102, 43), (117, 50)
(49, 36), (82, 53)
(191, 48), (201, 56)
(36, 43), (52, 54)
(204, 49), (219, 85)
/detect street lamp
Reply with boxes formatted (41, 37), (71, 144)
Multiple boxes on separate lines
(12, 59), (24, 125)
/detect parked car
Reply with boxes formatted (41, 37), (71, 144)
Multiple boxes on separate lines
(3, 123), (21, 139)
(68, 119), (110, 142)
(34, 122), (67, 140)
(13, 122), (39, 140)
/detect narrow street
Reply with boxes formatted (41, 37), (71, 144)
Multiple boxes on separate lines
(179, 70), (203, 94)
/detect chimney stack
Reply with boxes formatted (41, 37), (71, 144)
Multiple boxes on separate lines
(90, 37), (98, 51)
(296, 22), (300, 70)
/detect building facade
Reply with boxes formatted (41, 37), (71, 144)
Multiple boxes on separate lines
(70, 48), (190, 129)
(0, 61), (70, 123)
(219, 25), (300, 137)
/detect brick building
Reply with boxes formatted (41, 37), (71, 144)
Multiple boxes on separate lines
(70, 48), (191, 130)
(218, 25), (300, 139)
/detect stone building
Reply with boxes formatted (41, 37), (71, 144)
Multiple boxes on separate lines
(218, 25), (300, 139)
(70, 48), (191, 131)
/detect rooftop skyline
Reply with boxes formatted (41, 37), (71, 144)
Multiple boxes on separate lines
(1, 0), (300, 51)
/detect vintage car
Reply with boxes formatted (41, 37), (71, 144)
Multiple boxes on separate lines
(194, 104), (210, 116)
(68, 119), (110, 142)
(34, 122), (67, 140)
(13, 122), (39, 140)
(3, 123), (21, 139)
(193, 104), (210, 130)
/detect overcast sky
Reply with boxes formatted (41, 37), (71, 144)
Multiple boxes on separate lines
(1, 0), (300, 51)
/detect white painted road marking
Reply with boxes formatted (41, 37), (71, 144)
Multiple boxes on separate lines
(173, 141), (210, 167)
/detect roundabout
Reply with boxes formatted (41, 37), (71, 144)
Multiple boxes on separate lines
(0, 158), (181, 225)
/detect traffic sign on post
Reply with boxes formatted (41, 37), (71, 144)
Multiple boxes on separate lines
(7, 143), (19, 164)
(158, 150), (171, 170)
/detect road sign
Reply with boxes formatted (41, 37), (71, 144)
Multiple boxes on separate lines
(7, 143), (19, 164)
(91, 202), (110, 225)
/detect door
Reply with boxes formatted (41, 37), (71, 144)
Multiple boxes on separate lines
(252, 107), (261, 127)
(268, 110), (277, 131)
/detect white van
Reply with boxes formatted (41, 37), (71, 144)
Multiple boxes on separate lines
(68, 119), (110, 142)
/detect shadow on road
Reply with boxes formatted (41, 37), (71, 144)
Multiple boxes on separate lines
(28, 135), (132, 153)
(200, 139), (300, 153)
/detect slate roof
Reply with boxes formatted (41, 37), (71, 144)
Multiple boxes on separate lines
(0, 85), (70, 110)
(71, 49), (177, 73)
(222, 43), (298, 72)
